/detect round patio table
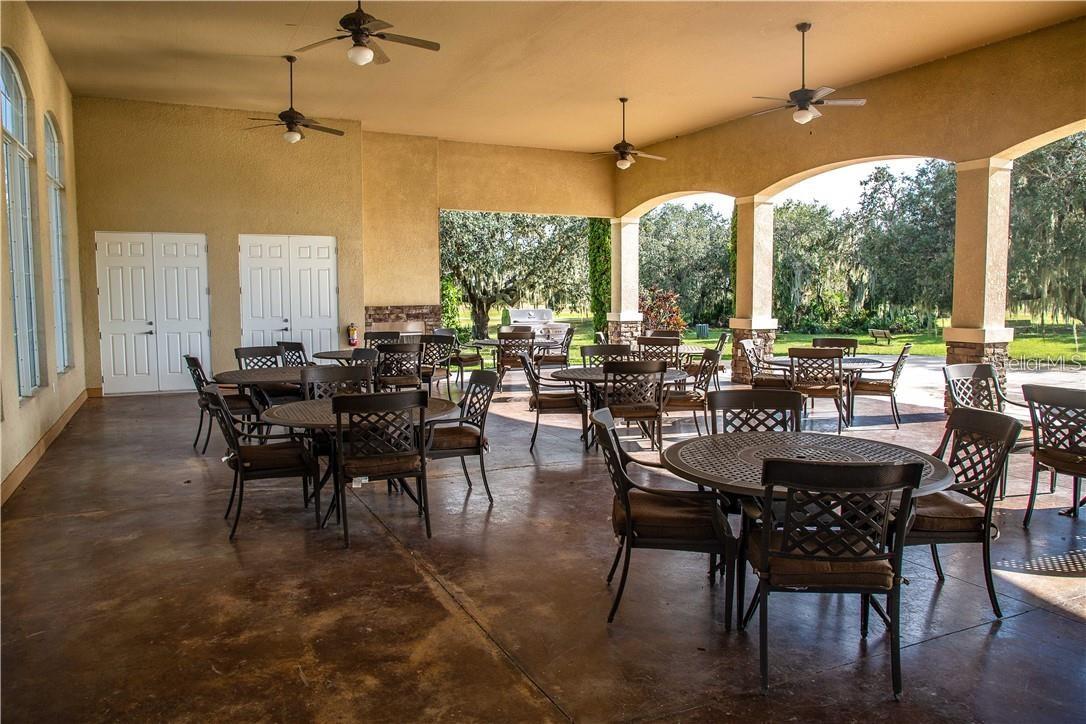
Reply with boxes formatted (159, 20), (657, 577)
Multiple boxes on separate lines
(549, 367), (688, 385)
(313, 349), (373, 365)
(763, 356), (884, 371)
(262, 396), (458, 430)
(661, 431), (953, 498)
(213, 366), (307, 385)
(472, 338), (562, 349)
(632, 343), (706, 357)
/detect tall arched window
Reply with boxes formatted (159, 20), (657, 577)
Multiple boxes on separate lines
(44, 114), (71, 371)
(1, 49), (41, 395)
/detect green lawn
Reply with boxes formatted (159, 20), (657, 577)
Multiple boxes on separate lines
(458, 310), (1082, 364)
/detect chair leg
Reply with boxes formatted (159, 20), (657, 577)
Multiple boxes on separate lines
(708, 552), (717, 585)
(1072, 477), (1082, 519)
(1049, 469), (1057, 494)
(860, 593), (871, 637)
(339, 471), (350, 548)
(479, 454), (494, 504)
(606, 539), (624, 583)
(1024, 460), (1042, 528)
(759, 583), (770, 694)
(890, 588), (903, 700)
(890, 393), (901, 429)
(420, 476), (432, 538)
(692, 410), (702, 436)
(302, 472), (310, 509)
(228, 479), (245, 540)
(459, 456), (474, 489)
(607, 539), (632, 623)
(724, 548), (735, 632)
(982, 533), (1002, 618)
(530, 408), (540, 452)
(201, 417), (213, 454)
(224, 468), (239, 519)
(930, 543), (945, 580)
(314, 464), (322, 528)
(193, 409), (205, 448)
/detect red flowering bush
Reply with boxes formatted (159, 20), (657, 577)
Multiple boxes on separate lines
(639, 286), (687, 333)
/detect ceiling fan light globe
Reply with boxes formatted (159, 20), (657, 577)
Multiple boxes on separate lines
(283, 130), (303, 144)
(793, 108), (815, 125)
(347, 43), (375, 65)
(616, 157), (633, 170)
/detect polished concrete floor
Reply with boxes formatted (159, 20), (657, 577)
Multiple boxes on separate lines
(3, 369), (1084, 722)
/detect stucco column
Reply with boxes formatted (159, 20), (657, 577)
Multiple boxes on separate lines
(730, 195), (778, 382)
(607, 217), (643, 344)
(945, 158), (1015, 405)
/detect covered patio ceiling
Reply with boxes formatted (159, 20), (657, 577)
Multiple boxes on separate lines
(28, 1), (1086, 152)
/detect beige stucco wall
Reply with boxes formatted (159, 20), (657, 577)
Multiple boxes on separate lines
(1, 1), (86, 485)
(73, 97), (365, 378)
(615, 17), (1086, 217)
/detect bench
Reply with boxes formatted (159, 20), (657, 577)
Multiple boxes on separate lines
(869, 329), (894, 345)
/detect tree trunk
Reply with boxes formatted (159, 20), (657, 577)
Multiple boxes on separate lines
(470, 298), (492, 339)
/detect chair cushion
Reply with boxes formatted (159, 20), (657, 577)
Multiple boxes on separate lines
(610, 403), (660, 420)
(793, 383), (842, 398)
(380, 375), (422, 388)
(853, 379), (893, 393)
(531, 392), (583, 411)
(234, 442), (311, 473)
(751, 375), (790, 388)
(683, 362), (703, 377)
(665, 391), (705, 412)
(451, 351), (483, 365)
(535, 354), (569, 365)
(910, 492), (986, 533)
(430, 426), (486, 451)
(344, 452), (422, 479)
(612, 490), (723, 540)
(224, 394), (257, 415)
(1034, 448), (1086, 476)
(259, 382), (302, 397)
(747, 530), (894, 591)
(421, 365), (448, 380)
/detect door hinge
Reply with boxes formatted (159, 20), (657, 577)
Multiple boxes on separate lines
(96, 287), (100, 295)
(98, 332), (102, 340)
(100, 375), (104, 383)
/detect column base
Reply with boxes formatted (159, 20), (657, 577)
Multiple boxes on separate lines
(944, 338), (1011, 413)
(607, 319), (643, 345)
(731, 327), (777, 384)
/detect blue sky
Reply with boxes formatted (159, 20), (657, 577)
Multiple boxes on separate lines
(670, 157), (928, 218)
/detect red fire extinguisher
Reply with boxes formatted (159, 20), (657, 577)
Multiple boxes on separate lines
(346, 322), (359, 347)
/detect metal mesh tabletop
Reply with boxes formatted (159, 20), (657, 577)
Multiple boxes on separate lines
(472, 338), (562, 349)
(662, 431), (953, 497)
(213, 367), (306, 385)
(262, 397), (458, 429)
(549, 367), (688, 384)
(313, 350), (359, 361)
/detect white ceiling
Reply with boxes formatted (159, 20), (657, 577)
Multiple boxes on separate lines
(26, 1), (1086, 152)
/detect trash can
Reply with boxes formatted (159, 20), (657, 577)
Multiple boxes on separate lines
(695, 324), (709, 339)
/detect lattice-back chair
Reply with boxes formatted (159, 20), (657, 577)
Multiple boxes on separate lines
(849, 344), (912, 428)
(234, 345), (301, 406)
(591, 408), (735, 625)
(812, 337), (859, 356)
(1022, 384), (1086, 528)
(435, 327), (483, 385)
(205, 384), (317, 539)
(536, 326), (575, 371)
(595, 331), (608, 344)
(350, 347), (379, 366)
(707, 389), (802, 434)
(375, 343), (423, 391)
(277, 341), (311, 367)
(789, 347), (847, 433)
(602, 360), (667, 450)
(364, 330), (400, 349)
(426, 370), (500, 502)
(684, 333), (731, 389)
(419, 334), (456, 394)
(581, 344), (632, 367)
(648, 329), (683, 338)
(521, 353), (587, 451)
(636, 336), (681, 368)
(739, 338), (788, 389)
(663, 349), (720, 436)
(185, 355), (258, 454)
(495, 332), (534, 391)
(333, 390), (429, 545)
(301, 364), (373, 399)
(905, 407), (1021, 617)
(745, 458), (922, 697)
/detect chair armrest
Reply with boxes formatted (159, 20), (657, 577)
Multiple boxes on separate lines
(628, 479), (721, 502)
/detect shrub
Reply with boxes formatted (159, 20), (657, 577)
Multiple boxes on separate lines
(587, 218), (611, 334)
(639, 286), (687, 333)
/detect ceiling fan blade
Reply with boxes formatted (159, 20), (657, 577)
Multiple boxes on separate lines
(808, 105), (823, 119)
(374, 32), (440, 51)
(369, 39), (391, 64)
(247, 117), (278, 122)
(751, 104), (792, 117)
(811, 86), (836, 101)
(244, 123), (283, 130)
(752, 96), (789, 101)
(591, 151), (615, 157)
(305, 124), (345, 137)
(363, 18), (393, 32)
(819, 98), (867, 106)
(295, 35), (350, 53)
(632, 152), (667, 161)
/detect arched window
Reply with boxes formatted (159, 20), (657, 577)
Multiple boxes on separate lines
(44, 114), (71, 371)
(1, 49), (41, 395)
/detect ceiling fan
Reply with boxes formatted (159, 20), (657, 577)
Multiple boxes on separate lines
(294, 1), (440, 66)
(594, 98), (666, 170)
(245, 56), (344, 143)
(752, 22), (867, 125)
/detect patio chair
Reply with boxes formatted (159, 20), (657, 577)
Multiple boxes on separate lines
(788, 347), (847, 434)
(738, 338), (788, 389)
(419, 334), (455, 394)
(425, 370), (499, 502)
(602, 360), (667, 450)
(375, 343), (423, 391)
(849, 344), (911, 428)
(595, 331), (607, 344)
(350, 347), (379, 366)
(706, 389), (802, 434)
(495, 331), (534, 391)
(364, 330), (400, 348)
(184, 355), (257, 454)
(301, 364), (372, 399)
(684, 333), (730, 390)
(535, 327), (575, 371)
(333, 390), (429, 545)
(205, 384), (317, 540)
(662, 349), (719, 435)
(277, 341), (312, 367)
(580, 344), (632, 367)
(636, 335), (681, 368)
(592, 409), (735, 625)
(1022, 384), (1086, 528)
(435, 327), (483, 384)
(904, 407), (1021, 617)
(742, 457), (922, 697)
(522, 353), (587, 451)
(812, 337), (859, 356)
(234, 345), (302, 405)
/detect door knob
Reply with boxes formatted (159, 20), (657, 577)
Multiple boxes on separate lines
(279, 327), (289, 332)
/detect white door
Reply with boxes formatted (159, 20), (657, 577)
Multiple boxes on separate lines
(154, 234), (210, 391)
(239, 234), (292, 347)
(96, 232), (159, 394)
(289, 235), (338, 355)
